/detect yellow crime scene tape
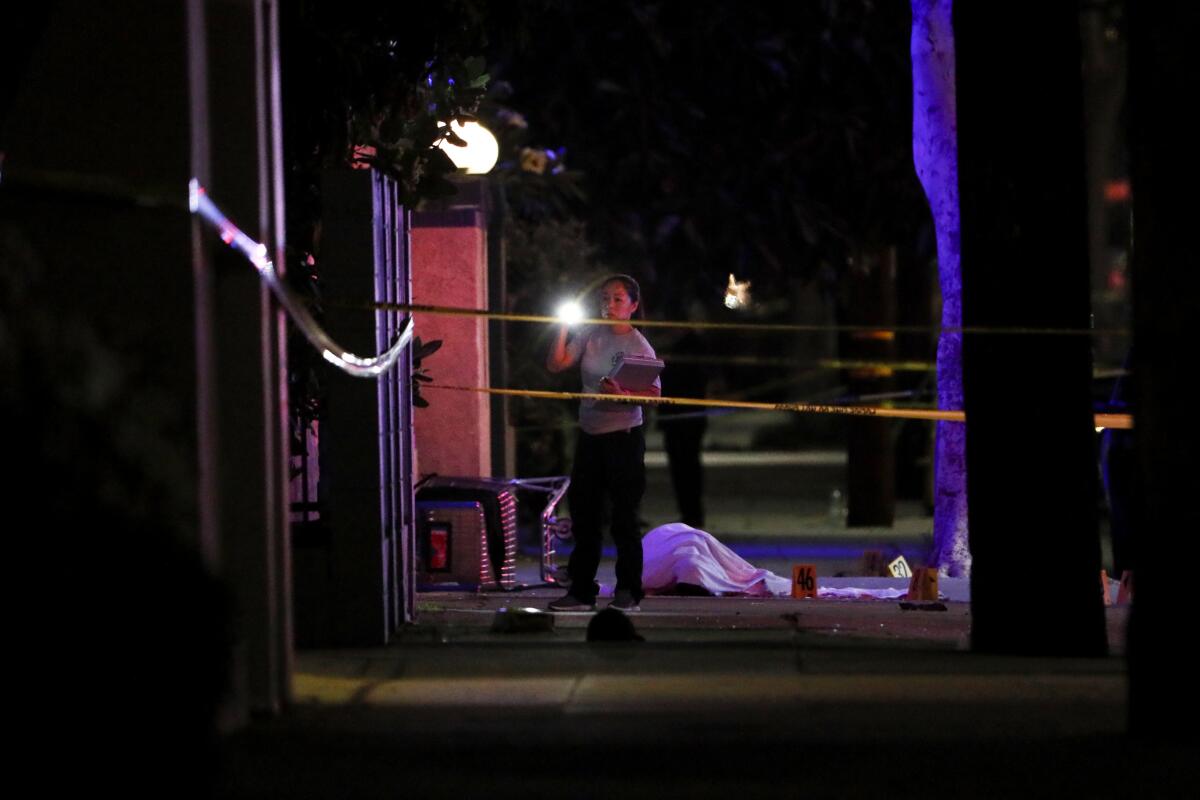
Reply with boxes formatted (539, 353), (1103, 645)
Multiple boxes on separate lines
(619, 353), (1123, 379)
(428, 384), (1134, 430)
(662, 353), (937, 372)
(393, 301), (1132, 429)
(367, 301), (1131, 338)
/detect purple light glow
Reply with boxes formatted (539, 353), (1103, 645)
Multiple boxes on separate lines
(911, 0), (970, 576)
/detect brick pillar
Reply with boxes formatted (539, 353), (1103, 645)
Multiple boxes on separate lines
(412, 189), (492, 479)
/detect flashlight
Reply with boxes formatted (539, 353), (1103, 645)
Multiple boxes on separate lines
(556, 300), (585, 326)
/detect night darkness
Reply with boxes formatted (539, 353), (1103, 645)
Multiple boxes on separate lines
(3, 2), (1198, 795)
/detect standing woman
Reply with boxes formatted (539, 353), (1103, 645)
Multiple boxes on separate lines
(546, 275), (661, 611)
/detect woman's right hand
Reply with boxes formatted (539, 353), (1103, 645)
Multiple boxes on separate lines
(546, 324), (575, 373)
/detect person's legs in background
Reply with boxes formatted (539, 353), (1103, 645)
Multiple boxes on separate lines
(664, 420), (705, 528)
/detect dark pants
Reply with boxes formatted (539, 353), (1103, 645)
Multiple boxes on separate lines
(662, 419), (705, 529)
(566, 426), (646, 603)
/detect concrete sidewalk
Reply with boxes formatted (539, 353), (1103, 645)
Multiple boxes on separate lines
(210, 588), (1193, 799)
(222, 418), (1144, 796)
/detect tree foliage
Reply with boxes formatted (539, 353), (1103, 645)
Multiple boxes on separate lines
(486, 0), (926, 312)
(280, 0), (495, 436)
(283, 0), (495, 236)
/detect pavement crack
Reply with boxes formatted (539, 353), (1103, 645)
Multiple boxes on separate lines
(563, 675), (585, 711)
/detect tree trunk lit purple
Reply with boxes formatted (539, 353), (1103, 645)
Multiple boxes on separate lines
(911, 0), (969, 576)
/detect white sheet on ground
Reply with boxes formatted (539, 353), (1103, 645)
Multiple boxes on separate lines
(820, 586), (908, 600)
(641, 523), (793, 597)
(640, 523), (913, 600)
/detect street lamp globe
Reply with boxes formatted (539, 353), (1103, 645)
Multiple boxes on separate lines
(440, 120), (499, 175)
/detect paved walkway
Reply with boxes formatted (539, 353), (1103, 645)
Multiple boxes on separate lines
(215, 414), (1150, 796)
(213, 592), (1197, 799)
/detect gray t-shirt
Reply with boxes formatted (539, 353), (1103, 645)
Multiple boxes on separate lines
(566, 326), (660, 435)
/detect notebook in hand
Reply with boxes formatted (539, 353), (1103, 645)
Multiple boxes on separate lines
(607, 353), (664, 392)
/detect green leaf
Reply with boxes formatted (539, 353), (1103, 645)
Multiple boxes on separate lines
(463, 56), (486, 78)
(415, 338), (443, 358)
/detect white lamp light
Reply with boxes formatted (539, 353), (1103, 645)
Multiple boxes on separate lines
(439, 120), (499, 175)
(724, 273), (752, 310)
